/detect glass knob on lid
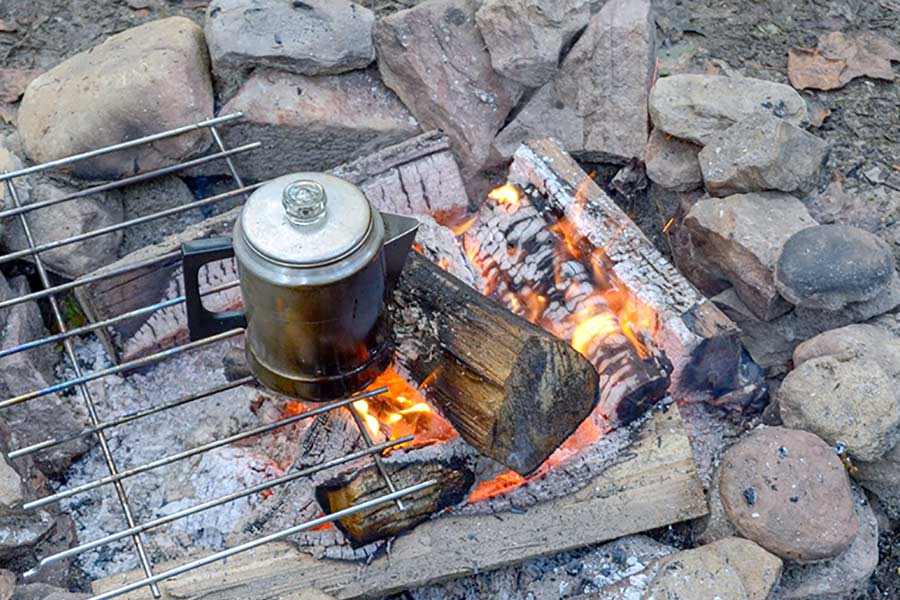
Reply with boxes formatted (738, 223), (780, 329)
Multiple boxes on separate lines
(282, 180), (328, 225)
(240, 173), (373, 267)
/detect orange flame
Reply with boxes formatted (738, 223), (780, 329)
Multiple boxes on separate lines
(358, 369), (458, 453)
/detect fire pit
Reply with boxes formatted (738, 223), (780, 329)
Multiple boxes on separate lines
(0, 116), (720, 599)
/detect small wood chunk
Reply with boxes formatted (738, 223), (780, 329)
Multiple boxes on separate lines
(316, 454), (475, 547)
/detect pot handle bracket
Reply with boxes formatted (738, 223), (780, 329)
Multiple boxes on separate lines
(181, 237), (247, 341)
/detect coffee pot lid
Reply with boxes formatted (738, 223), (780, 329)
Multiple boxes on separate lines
(239, 173), (373, 267)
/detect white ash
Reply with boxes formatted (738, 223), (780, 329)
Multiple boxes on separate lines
(406, 534), (675, 600)
(56, 335), (308, 581)
(677, 400), (750, 486)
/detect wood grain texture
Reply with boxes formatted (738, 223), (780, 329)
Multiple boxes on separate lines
(92, 403), (706, 600)
(508, 139), (741, 397)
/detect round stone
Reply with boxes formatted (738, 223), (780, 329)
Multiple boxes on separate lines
(779, 356), (900, 462)
(718, 426), (858, 561)
(775, 225), (895, 310)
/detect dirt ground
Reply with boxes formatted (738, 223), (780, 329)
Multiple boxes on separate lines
(1, 0), (899, 597)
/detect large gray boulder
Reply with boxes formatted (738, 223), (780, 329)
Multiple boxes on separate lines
(17, 17), (214, 180)
(649, 74), (808, 145)
(778, 356), (900, 462)
(699, 114), (829, 197)
(375, 0), (522, 180)
(475, 0), (590, 88)
(218, 68), (420, 181)
(775, 225), (896, 311)
(684, 193), (817, 321)
(494, 0), (655, 163)
(205, 0), (376, 95)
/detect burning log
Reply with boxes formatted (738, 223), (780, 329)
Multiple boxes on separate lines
(464, 194), (672, 427)
(315, 452), (475, 548)
(503, 138), (742, 398)
(390, 252), (599, 476)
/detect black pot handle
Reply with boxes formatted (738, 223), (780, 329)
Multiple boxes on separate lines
(181, 237), (247, 341)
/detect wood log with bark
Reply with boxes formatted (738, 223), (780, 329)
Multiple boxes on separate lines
(391, 252), (599, 476)
(506, 138), (742, 398)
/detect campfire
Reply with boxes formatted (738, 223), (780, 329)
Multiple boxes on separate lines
(3, 0), (893, 598)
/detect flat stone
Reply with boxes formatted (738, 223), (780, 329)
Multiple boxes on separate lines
(3, 176), (124, 279)
(644, 129), (703, 191)
(856, 442), (900, 521)
(375, 0), (522, 180)
(699, 114), (829, 197)
(475, 0), (590, 88)
(0, 569), (13, 600)
(0, 276), (94, 476)
(793, 323), (900, 381)
(649, 74), (808, 145)
(495, 0), (655, 163)
(712, 278), (900, 370)
(709, 537), (783, 600)
(684, 192), (817, 321)
(774, 485), (879, 600)
(205, 0), (375, 96)
(17, 17), (213, 181)
(719, 426), (858, 561)
(779, 356), (900, 462)
(643, 544), (749, 600)
(218, 68), (420, 181)
(0, 456), (23, 511)
(775, 224), (896, 311)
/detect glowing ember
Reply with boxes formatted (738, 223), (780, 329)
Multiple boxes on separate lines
(487, 183), (521, 207)
(468, 416), (607, 503)
(357, 369), (457, 453)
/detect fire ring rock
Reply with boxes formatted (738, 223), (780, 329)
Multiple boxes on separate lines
(17, 17), (214, 181)
(205, 0), (376, 94)
(718, 426), (858, 562)
(775, 224), (896, 311)
(648, 74), (808, 145)
(778, 356), (900, 462)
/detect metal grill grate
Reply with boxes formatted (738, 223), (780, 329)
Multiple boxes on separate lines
(0, 114), (435, 599)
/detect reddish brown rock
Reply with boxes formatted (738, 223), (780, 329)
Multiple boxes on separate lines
(374, 0), (522, 180)
(718, 427), (858, 561)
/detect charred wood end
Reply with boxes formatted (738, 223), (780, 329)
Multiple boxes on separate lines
(315, 455), (475, 548)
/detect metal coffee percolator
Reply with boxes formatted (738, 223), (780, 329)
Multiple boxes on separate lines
(181, 173), (419, 400)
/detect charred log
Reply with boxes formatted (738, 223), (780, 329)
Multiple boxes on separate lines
(506, 139), (742, 397)
(315, 453), (474, 548)
(389, 252), (599, 476)
(465, 191), (671, 427)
